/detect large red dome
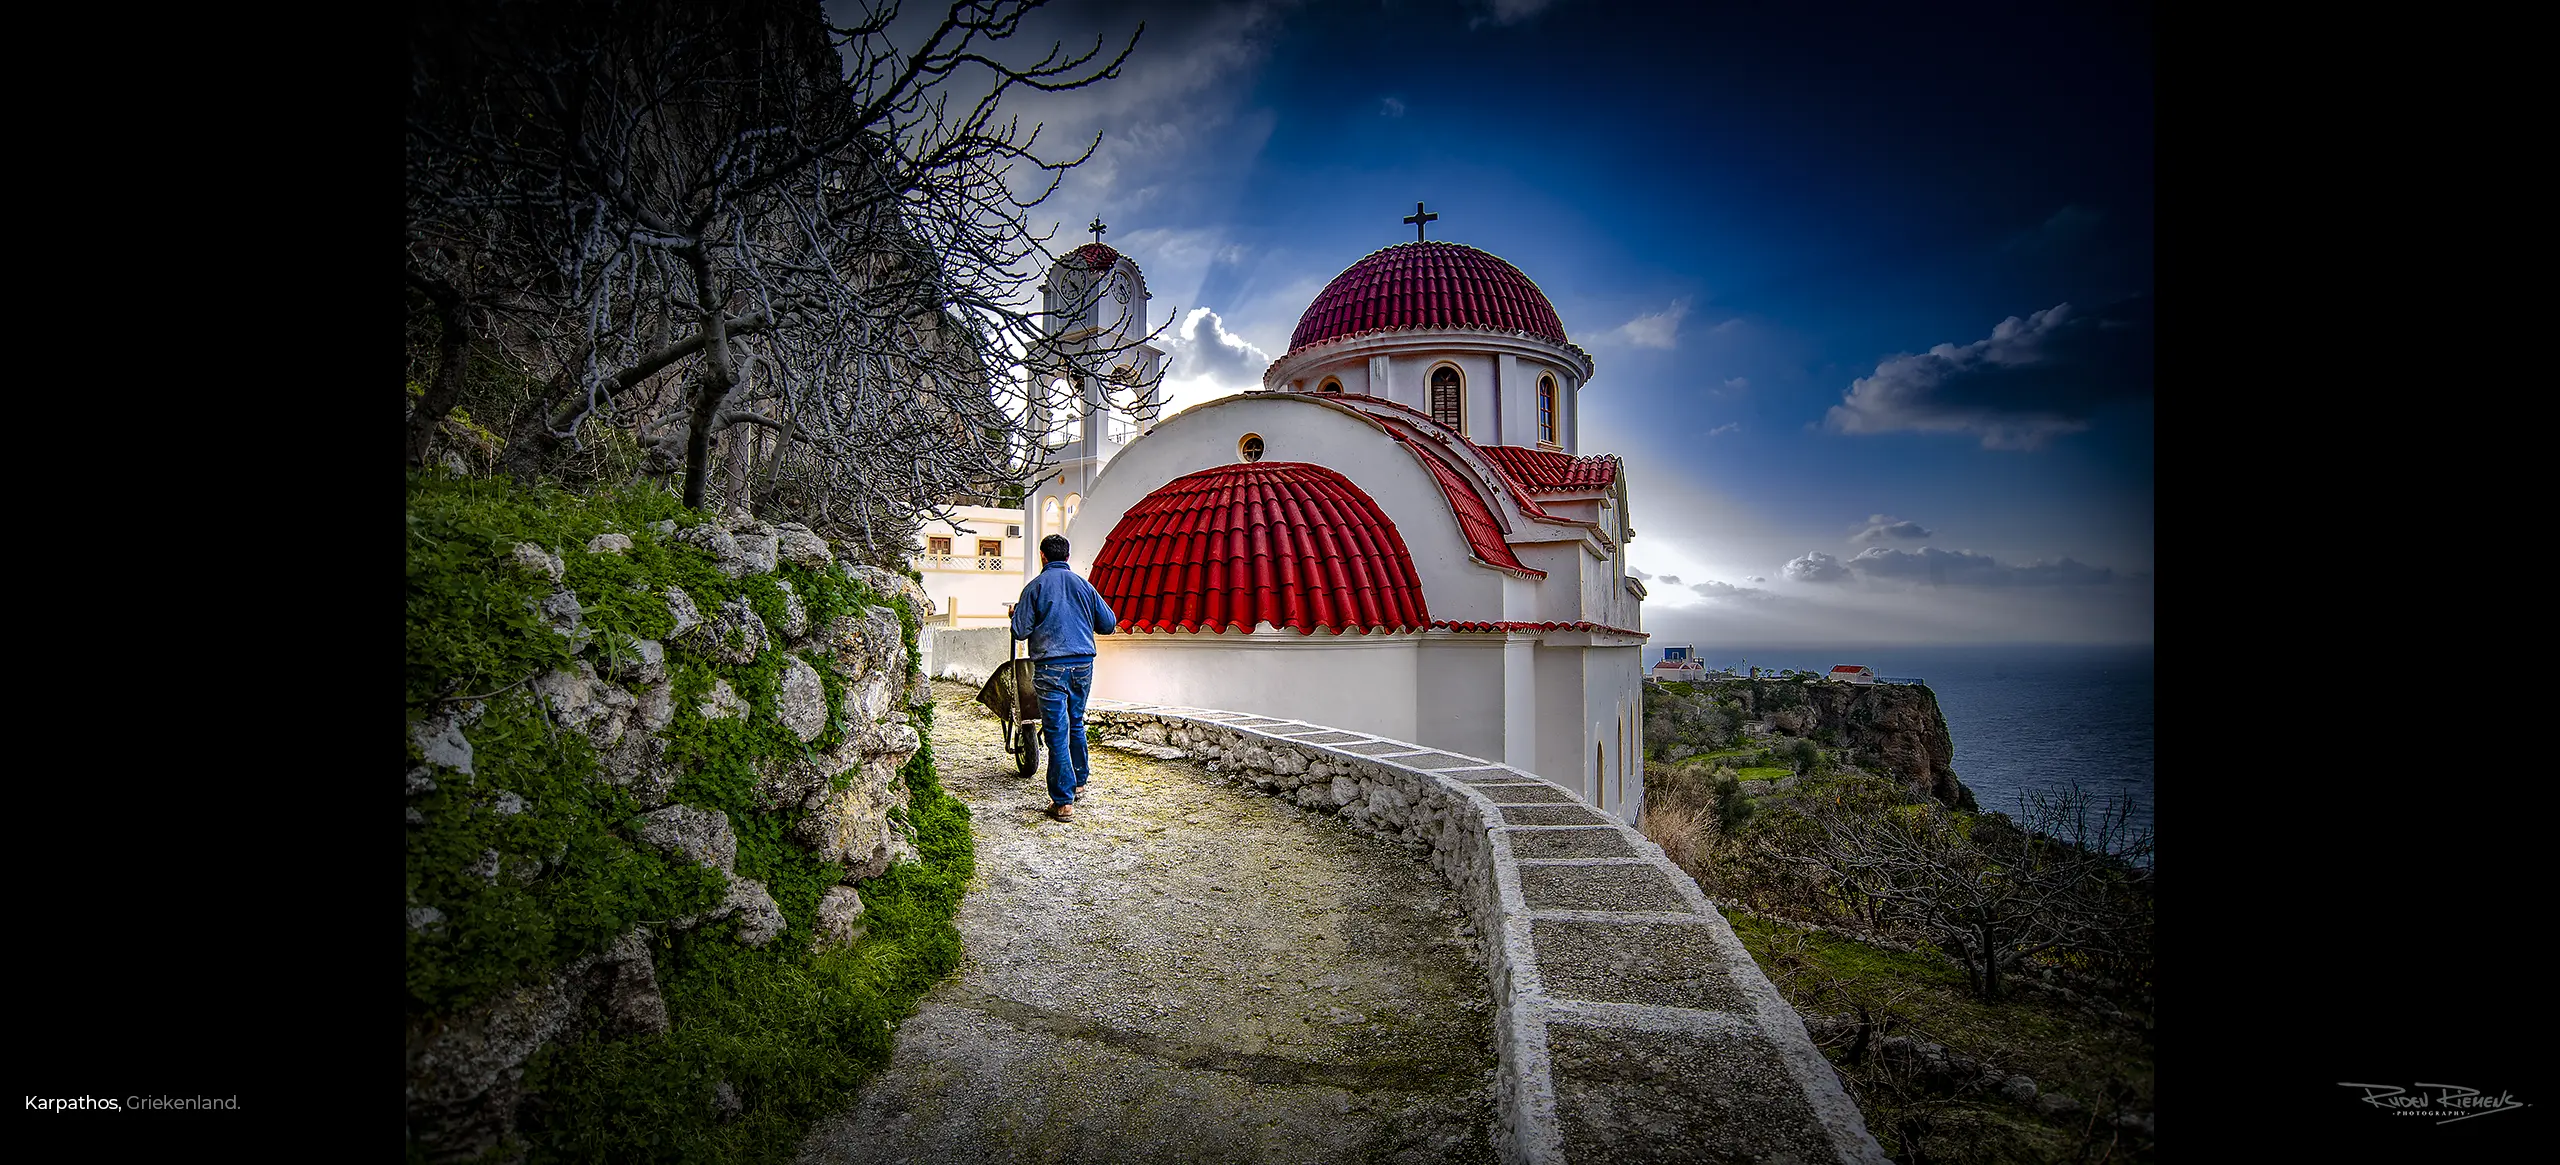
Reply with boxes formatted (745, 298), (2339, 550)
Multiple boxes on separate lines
(1287, 241), (1567, 354)
(1089, 461), (1429, 634)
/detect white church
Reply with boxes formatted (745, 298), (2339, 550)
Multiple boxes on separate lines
(1021, 213), (1651, 821)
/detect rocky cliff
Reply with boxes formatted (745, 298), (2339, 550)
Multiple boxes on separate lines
(406, 477), (964, 1163)
(1687, 678), (1974, 809)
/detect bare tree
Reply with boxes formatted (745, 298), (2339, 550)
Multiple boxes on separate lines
(1798, 783), (2153, 1001)
(407, 0), (1163, 555)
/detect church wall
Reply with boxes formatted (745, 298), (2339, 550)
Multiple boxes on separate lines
(1535, 645), (1590, 805)
(1091, 632), (1420, 741)
(1065, 395), (1507, 622)
(1583, 645), (1645, 822)
(1415, 637), (1507, 761)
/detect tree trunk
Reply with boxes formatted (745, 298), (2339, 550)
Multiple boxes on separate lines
(407, 296), (470, 468)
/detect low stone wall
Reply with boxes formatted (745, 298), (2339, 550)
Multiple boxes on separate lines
(921, 624), (1014, 688)
(1089, 700), (1887, 1165)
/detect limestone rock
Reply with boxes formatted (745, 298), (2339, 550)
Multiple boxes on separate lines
(1331, 775), (1362, 807)
(509, 542), (563, 583)
(605, 639), (666, 686)
(662, 588), (702, 639)
(721, 877), (787, 946)
(813, 886), (868, 950)
(700, 679), (747, 721)
(632, 804), (736, 873)
(797, 756), (918, 878)
(775, 579), (810, 641)
(776, 523), (833, 569)
(585, 533), (634, 555)
(673, 522), (740, 567)
(408, 906), (445, 932)
(713, 1080), (743, 1121)
(413, 709), (476, 775)
(591, 928), (670, 1036)
(649, 519), (677, 536)
(777, 655), (829, 742)
(692, 598), (770, 665)
(848, 564), (933, 617)
(733, 533), (780, 577)
(534, 661), (638, 748)
(539, 589), (591, 653)
(2000, 1075), (2038, 1104)
(493, 791), (525, 816)
(407, 767), (437, 795)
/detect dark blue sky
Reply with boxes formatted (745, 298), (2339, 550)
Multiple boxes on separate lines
(853, 0), (2154, 645)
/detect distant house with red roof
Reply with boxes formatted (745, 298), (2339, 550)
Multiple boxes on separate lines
(1826, 665), (1878, 685)
(1025, 228), (1651, 821)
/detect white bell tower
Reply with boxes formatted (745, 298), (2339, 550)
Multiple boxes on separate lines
(1027, 217), (1164, 572)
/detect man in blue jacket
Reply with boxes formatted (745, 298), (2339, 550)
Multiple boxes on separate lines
(1010, 534), (1119, 820)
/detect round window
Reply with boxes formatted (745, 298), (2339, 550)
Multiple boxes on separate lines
(1239, 434), (1265, 463)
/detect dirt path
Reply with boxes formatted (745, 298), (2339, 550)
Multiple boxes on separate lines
(796, 681), (1499, 1165)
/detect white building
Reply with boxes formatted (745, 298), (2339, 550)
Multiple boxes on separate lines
(911, 505), (1032, 628)
(1028, 227), (1652, 821)
(1826, 665), (1878, 685)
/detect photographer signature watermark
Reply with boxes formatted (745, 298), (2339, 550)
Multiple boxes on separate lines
(2338, 1082), (2530, 1123)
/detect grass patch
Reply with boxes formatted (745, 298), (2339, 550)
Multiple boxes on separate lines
(1735, 766), (1793, 781)
(1730, 914), (2153, 1164)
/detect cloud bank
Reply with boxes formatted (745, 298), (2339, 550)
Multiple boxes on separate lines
(1851, 514), (1934, 543)
(1824, 298), (2152, 449)
(1788, 546), (2115, 587)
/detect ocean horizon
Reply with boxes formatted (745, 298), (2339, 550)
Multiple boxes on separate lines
(1652, 643), (2155, 845)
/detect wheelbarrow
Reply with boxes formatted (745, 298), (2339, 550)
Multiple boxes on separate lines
(975, 637), (1042, 780)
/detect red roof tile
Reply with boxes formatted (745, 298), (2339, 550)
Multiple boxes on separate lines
(1431, 620), (1649, 638)
(1830, 665), (1872, 673)
(1066, 242), (1122, 270)
(1475, 444), (1621, 493)
(1288, 242), (1568, 355)
(1090, 462), (1430, 634)
(1325, 396), (1566, 524)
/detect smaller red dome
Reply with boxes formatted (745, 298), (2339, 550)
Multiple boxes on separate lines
(1090, 462), (1430, 634)
(1064, 242), (1122, 270)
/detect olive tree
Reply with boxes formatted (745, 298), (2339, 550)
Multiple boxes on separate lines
(407, 0), (1161, 557)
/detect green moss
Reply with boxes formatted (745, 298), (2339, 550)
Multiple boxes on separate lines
(406, 471), (974, 1164)
(1735, 766), (1793, 781)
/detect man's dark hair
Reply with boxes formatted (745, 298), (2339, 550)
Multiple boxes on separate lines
(1040, 534), (1070, 562)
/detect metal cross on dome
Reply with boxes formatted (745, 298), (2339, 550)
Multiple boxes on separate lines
(1087, 216), (1108, 243)
(1403, 201), (1438, 241)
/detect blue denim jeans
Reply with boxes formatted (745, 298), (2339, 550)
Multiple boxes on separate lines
(1033, 656), (1094, 807)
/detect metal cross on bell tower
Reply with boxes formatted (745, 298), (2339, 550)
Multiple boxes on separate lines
(1087, 216), (1108, 243)
(1403, 201), (1438, 241)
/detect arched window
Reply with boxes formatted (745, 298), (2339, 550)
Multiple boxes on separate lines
(1430, 365), (1462, 430)
(1041, 497), (1063, 537)
(1595, 742), (1606, 810)
(1063, 493), (1081, 528)
(1538, 375), (1558, 446)
(1318, 377), (1342, 394)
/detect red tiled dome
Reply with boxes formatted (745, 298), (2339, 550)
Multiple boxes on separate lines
(1091, 462), (1430, 634)
(1288, 241), (1567, 354)
(1065, 242), (1122, 270)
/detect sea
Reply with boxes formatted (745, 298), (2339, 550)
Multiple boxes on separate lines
(1665, 645), (2154, 845)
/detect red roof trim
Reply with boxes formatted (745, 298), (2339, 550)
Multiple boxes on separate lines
(1089, 462), (1430, 635)
(1430, 620), (1649, 638)
(1395, 437), (1545, 579)
(1829, 665), (1873, 672)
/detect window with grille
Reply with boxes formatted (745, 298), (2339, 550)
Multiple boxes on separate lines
(1430, 366), (1462, 429)
(1539, 376), (1557, 445)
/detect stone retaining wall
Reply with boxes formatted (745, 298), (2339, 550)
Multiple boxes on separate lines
(1088, 700), (1887, 1165)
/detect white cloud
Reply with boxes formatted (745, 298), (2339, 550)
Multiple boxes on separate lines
(1744, 575), (1766, 584)
(1845, 546), (2114, 587)
(1719, 376), (1749, 394)
(1707, 422), (1740, 437)
(1690, 580), (1772, 602)
(1824, 299), (2152, 450)
(1156, 306), (1272, 413)
(1379, 96), (1406, 117)
(1784, 552), (1851, 583)
(1850, 514), (1934, 543)
(1613, 297), (1691, 349)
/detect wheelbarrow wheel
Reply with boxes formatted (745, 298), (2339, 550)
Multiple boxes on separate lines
(1012, 721), (1041, 781)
